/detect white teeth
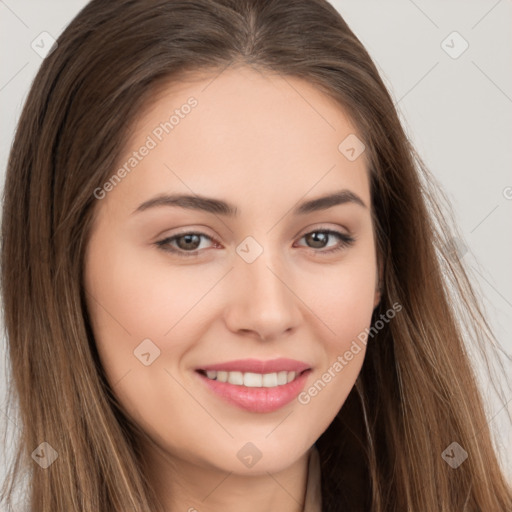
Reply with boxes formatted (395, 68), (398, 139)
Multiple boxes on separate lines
(243, 372), (262, 387)
(277, 371), (288, 385)
(217, 371), (228, 383)
(228, 371), (244, 385)
(262, 372), (277, 387)
(202, 369), (302, 387)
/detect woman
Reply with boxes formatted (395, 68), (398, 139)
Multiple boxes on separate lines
(1, 0), (511, 510)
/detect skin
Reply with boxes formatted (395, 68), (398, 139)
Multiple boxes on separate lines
(84, 64), (381, 512)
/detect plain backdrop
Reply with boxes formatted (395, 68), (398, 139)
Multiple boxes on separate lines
(1, 0), (511, 504)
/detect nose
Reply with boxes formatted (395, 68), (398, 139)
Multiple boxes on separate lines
(223, 243), (302, 341)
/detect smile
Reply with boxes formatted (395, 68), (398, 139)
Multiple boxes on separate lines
(195, 358), (312, 413)
(199, 369), (301, 387)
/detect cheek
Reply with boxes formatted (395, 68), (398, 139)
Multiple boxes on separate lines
(84, 232), (209, 353)
(328, 269), (376, 349)
(303, 251), (378, 347)
(83, 236), (206, 445)
(292, 276), (375, 444)
(83, 232), (180, 392)
(296, 253), (377, 399)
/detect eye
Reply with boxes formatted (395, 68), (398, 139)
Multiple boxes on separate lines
(155, 227), (355, 257)
(155, 231), (217, 256)
(294, 228), (355, 255)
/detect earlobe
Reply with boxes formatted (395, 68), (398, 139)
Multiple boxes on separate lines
(373, 286), (381, 309)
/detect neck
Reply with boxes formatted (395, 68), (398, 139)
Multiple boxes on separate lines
(143, 442), (312, 512)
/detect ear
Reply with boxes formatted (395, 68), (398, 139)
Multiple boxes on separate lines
(373, 257), (383, 309)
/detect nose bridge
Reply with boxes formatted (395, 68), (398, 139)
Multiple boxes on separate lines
(225, 234), (300, 339)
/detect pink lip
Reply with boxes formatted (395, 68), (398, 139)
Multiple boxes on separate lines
(197, 358), (311, 374)
(196, 369), (311, 413)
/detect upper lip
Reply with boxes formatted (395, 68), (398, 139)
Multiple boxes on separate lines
(197, 358), (311, 374)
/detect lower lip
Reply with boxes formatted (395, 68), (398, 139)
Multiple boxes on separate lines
(196, 370), (311, 413)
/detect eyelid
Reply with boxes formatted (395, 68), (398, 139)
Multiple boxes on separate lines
(295, 222), (352, 239)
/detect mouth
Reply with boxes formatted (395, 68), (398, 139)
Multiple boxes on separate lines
(194, 358), (312, 413)
(197, 368), (308, 387)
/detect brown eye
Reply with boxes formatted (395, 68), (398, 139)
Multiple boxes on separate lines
(174, 233), (202, 251)
(156, 232), (216, 256)
(304, 231), (330, 249)
(296, 229), (355, 254)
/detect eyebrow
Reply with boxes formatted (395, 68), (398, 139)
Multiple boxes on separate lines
(132, 189), (367, 217)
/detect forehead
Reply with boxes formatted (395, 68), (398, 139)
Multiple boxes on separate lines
(99, 65), (370, 217)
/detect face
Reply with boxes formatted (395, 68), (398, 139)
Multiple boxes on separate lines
(84, 65), (380, 480)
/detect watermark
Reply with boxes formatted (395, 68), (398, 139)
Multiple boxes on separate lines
(31, 441), (59, 468)
(441, 441), (468, 468)
(237, 441), (262, 468)
(133, 338), (161, 366)
(236, 236), (264, 263)
(31, 31), (58, 59)
(443, 236), (467, 263)
(441, 31), (469, 60)
(93, 96), (198, 200)
(338, 133), (365, 162)
(503, 186), (512, 200)
(298, 301), (402, 405)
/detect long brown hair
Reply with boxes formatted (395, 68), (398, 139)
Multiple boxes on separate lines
(1, 0), (511, 510)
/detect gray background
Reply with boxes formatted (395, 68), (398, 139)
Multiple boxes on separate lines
(1, 0), (511, 503)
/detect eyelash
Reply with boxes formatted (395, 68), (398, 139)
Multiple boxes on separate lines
(155, 228), (355, 258)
